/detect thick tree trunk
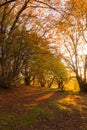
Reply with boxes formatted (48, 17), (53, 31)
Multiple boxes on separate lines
(0, 81), (11, 88)
(76, 76), (87, 92)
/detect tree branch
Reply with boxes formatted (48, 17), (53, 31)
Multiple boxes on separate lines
(0, 0), (16, 7)
(10, 0), (30, 32)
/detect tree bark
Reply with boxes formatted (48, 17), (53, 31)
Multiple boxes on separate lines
(76, 76), (87, 92)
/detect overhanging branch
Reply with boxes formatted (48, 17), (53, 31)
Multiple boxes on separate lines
(0, 0), (16, 7)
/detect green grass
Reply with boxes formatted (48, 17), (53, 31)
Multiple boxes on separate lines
(0, 112), (15, 130)
(0, 106), (55, 130)
(47, 100), (74, 115)
(0, 87), (87, 130)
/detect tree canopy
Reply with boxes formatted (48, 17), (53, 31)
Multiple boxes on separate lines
(0, 0), (87, 92)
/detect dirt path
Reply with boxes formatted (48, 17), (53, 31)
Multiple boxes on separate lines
(0, 87), (87, 130)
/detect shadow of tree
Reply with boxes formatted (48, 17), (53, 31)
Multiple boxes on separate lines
(0, 87), (87, 130)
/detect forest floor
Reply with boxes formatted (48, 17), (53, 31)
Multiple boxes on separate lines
(0, 86), (87, 130)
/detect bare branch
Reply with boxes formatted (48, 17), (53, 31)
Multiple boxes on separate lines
(10, 0), (30, 32)
(0, 0), (16, 7)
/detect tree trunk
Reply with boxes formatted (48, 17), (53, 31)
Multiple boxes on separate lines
(48, 78), (54, 88)
(24, 76), (30, 86)
(76, 76), (87, 92)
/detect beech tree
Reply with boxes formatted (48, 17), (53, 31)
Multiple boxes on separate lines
(21, 32), (50, 86)
(0, 27), (37, 88)
(0, 0), (68, 88)
(0, 0), (38, 88)
(27, 51), (68, 89)
(55, 0), (87, 92)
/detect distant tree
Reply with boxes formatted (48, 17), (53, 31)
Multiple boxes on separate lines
(21, 32), (50, 86)
(28, 51), (68, 89)
(48, 57), (68, 90)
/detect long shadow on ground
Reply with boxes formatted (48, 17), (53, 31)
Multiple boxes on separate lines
(0, 87), (87, 130)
